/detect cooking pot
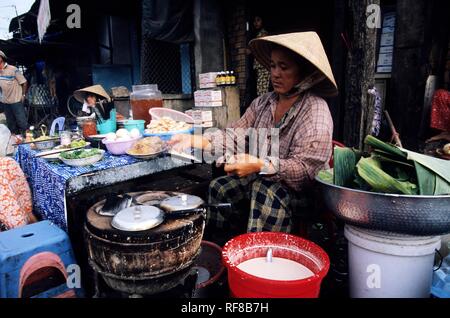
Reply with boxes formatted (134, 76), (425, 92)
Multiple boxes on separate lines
(110, 194), (231, 232)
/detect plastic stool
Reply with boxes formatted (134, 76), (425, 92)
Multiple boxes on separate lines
(50, 117), (66, 136)
(0, 221), (82, 298)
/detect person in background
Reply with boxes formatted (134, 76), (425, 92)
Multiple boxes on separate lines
(170, 32), (338, 243)
(73, 85), (113, 119)
(0, 50), (28, 137)
(0, 124), (37, 231)
(427, 89), (450, 143)
(427, 62), (450, 144)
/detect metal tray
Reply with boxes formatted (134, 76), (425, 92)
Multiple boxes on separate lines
(315, 177), (450, 236)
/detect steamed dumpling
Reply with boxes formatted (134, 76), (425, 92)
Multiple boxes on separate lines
(116, 129), (130, 139)
(105, 133), (117, 141)
(130, 128), (141, 139)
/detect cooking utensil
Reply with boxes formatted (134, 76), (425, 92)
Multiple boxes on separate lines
(316, 176), (450, 236)
(36, 142), (91, 158)
(168, 149), (202, 163)
(97, 194), (133, 217)
(13, 137), (60, 147)
(111, 205), (164, 232)
(111, 194), (231, 232)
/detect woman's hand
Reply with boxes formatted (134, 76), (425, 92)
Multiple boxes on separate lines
(168, 134), (210, 152)
(224, 154), (263, 178)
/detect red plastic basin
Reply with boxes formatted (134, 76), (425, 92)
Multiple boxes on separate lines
(222, 232), (330, 298)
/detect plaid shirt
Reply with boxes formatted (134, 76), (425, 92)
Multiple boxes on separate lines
(205, 91), (333, 192)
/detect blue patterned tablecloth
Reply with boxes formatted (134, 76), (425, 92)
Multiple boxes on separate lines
(15, 145), (140, 231)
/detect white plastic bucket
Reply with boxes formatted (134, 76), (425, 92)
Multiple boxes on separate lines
(345, 225), (441, 298)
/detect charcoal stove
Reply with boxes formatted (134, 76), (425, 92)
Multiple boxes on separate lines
(84, 191), (205, 297)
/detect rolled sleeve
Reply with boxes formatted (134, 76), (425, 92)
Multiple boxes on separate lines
(15, 70), (27, 86)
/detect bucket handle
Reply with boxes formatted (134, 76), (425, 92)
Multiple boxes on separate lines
(433, 249), (443, 272)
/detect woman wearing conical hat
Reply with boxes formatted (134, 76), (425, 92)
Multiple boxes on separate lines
(73, 85), (114, 120)
(170, 32), (337, 241)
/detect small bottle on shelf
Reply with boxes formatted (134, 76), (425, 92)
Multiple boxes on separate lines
(230, 71), (236, 85)
(219, 72), (226, 86)
(215, 72), (222, 87)
(225, 71), (231, 85)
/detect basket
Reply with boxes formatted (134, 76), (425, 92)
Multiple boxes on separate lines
(149, 108), (193, 123)
(144, 127), (194, 142)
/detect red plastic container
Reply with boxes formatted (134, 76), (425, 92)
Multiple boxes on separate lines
(222, 232), (330, 298)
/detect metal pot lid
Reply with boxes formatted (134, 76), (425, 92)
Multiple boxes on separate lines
(160, 194), (204, 212)
(111, 206), (164, 232)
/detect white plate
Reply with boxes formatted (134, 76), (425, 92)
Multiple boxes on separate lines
(59, 149), (105, 167)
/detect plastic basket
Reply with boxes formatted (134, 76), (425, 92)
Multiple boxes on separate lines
(149, 108), (193, 123)
(144, 127), (194, 142)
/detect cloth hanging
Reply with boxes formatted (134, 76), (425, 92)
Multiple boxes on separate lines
(430, 89), (450, 132)
(142, 0), (194, 44)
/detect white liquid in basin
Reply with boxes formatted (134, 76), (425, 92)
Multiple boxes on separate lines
(237, 257), (314, 281)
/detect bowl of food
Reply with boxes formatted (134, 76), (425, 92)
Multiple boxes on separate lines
(144, 117), (193, 141)
(34, 136), (58, 150)
(102, 129), (142, 155)
(126, 137), (167, 160)
(59, 149), (105, 167)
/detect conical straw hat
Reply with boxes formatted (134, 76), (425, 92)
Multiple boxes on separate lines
(249, 32), (338, 97)
(74, 85), (111, 103)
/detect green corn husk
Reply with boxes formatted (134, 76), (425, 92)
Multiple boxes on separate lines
(318, 169), (334, 184)
(372, 153), (414, 168)
(334, 147), (358, 187)
(356, 157), (418, 195)
(434, 175), (450, 195)
(365, 135), (407, 159)
(414, 162), (436, 195)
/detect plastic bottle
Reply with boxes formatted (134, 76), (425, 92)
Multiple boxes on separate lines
(216, 72), (223, 86)
(130, 84), (163, 126)
(230, 71), (236, 85)
(225, 71), (231, 85)
(25, 126), (35, 142)
(215, 72), (222, 86)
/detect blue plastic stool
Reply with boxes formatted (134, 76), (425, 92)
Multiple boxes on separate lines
(0, 221), (83, 298)
(50, 117), (66, 136)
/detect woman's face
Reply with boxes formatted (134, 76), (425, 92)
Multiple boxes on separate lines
(86, 94), (97, 106)
(270, 48), (302, 95)
(253, 17), (263, 30)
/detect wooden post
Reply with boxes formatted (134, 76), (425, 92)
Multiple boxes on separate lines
(343, 0), (379, 149)
(193, 86), (240, 129)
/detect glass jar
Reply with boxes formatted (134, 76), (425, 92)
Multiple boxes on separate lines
(82, 119), (97, 138)
(60, 131), (72, 146)
(130, 84), (163, 126)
